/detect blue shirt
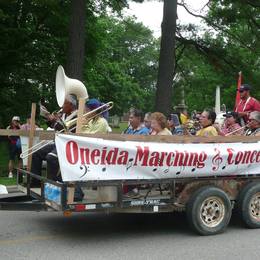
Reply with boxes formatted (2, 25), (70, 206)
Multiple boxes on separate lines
(124, 126), (150, 135)
(171, 126), (183, 135)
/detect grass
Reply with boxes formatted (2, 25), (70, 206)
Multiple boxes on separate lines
(0, 140), (9, 177)
(111, 121), (128, 133)
(0, 177), (16, 186)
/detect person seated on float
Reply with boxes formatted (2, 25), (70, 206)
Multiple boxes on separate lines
(143, 112), (152, 133)
(180, 108), (189, 125)
(216, 111), (243, 136)
(31, 94), (77, 185)
(150, 112), (172, 136)
(244, 111), (260, 136)
(123, 108), (149, 198)
(196, 109), (218, 137)
(81, 98), (110, 134)
(167, 113), (183, 135)
(123, 109), (150, 135)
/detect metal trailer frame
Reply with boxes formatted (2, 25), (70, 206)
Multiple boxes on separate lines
(1, 168), (260, 214)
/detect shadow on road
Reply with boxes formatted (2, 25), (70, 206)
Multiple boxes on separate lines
(33, 211), (246, 240)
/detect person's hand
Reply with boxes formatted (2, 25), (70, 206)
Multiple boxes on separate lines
(213, 123), (221, 133)
(238, 111), (248, 117)
(47, 114), (58, 122)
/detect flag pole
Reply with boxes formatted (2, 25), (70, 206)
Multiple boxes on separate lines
(234, 71), (242, 111)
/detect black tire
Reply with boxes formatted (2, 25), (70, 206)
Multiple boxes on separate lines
(186, 186), (232, 236)
(237, 182), (260, 228)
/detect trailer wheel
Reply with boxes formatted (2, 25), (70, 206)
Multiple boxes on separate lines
(237, 182), (260, 228)
(186, 186), (232, 235)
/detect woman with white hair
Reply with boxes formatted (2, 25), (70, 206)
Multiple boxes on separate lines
(245, 111), (260, 136)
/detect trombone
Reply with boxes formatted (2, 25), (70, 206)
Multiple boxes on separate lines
(224, 124), (248, 136)
(20, 101), (113, 159)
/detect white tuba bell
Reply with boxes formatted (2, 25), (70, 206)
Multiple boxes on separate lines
(55, 65), (88, 107)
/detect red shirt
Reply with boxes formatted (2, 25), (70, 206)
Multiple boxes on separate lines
(235, 97), (260, 123)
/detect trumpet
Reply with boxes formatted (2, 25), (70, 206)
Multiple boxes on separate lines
(20, 101), (113, 159)
(39, 101), (62, 120)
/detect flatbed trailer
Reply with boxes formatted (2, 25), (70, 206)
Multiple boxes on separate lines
(0, 133), (259, 235)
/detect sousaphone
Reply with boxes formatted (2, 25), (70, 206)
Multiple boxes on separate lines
(55, 65), (88, 107)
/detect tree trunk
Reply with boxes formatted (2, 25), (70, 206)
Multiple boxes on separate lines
(66, 0), (86, 80)
(155, 0), (177, 115)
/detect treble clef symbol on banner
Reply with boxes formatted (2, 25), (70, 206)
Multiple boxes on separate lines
(212, 148), (223, 171)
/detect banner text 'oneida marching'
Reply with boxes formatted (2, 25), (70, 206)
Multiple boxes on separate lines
(65, 141), (260, 169)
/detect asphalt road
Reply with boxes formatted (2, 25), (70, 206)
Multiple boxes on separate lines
(0, 211), (259, 260)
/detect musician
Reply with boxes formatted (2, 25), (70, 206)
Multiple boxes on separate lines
(196, 109), (218, 137)
(31, 95), (77, 185)
(235, 84), (260, 124)
(216, 111), (243, 136)
(81, 98), (110, 134)
(244, 111), (260, 136)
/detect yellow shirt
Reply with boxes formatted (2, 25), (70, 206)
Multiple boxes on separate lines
(157, 128), (172, 136)
(196, 126), (218, 137)
(81, 117), (110, 134)
(180, 113), (188, 124)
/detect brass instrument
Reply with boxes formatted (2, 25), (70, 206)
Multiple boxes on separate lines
(21, 64), (110, 159)
(182, 119), (201, 136)
(39, 101), (63, 120)
(20, 101), (113, 159)
(224, 124), (248, 136)
(65, 101), (113, 131)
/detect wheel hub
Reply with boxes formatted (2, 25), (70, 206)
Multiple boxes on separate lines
(249, 192), (260, 221)
(200, 196), (225, 227)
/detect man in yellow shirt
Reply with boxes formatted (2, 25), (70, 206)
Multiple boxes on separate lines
(81, 98), (110, 134)
(196, 109), (218, 136)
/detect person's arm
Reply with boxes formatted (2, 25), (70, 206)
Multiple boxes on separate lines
(213, 123), (225, 136)
(252, 98), (260, 112)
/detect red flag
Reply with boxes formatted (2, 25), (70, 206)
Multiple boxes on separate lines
(234, 71), (242, 110)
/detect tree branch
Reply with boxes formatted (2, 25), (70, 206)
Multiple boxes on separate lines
(178, 1), (255, 51)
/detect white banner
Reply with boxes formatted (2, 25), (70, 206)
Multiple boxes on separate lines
(55, 134), (260, 182)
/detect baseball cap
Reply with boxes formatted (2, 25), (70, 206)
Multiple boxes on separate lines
(238, 84), (251, 92)
(85, 98), (101, 110)
(223, 111), (238, 119)
(12, 116), (20, 121)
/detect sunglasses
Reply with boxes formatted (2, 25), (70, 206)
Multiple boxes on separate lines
(249, 119), (258, 122)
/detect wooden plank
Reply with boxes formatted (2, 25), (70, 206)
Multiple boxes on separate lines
(27, 103), (36, 171)
(0, 129), (44, 137)
(39, 131), (260, 143)
(76, 97), (86, 134)
(67, 185), (75, 204)
(0, 129), (30, 136)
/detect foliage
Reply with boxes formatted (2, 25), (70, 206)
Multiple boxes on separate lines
(173, 0), (260, 112)
(0, 0), (156, 127)
(0, 0), (259, 127)
(84, 16), (159, 114)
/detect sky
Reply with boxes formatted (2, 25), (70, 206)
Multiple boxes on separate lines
(124, 0), (209, 37)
